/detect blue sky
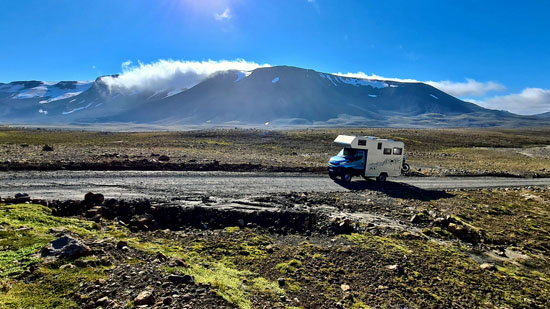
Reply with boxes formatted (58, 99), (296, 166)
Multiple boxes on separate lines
(0, 0), (548, 114)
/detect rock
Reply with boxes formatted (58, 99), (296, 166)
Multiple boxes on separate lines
(85, 206), (103, 218)
(96, 296), (110, 306)
(84, 192), (104, 205)
(130, 214), (155, 230)
(480, 263), (497, 271)
(134, 289), (155, 306)
(168, 274), (194, 284)
(41, 235), (91, 259)
(266, 245), (274, 253)
(386, 264), (405, 276)
(48, 227), (69, 235)
(410, 214), (421, 224)
(116, 241), (128, 250)
(340, 284), (351, 292)
(152, 251), (165, 261)
(278, 278), (286, 287)
(59, 263), (76, 270)
(163, 297), (173, 305)
(42, 144), (54, 151)
(158, 155), (170, 162)
(14, 193), (31, 203)
(447, 223), (464, 235)
(74, 259), (97, 268)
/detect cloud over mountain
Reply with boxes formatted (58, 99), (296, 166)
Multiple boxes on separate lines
(470, 88), (550, 115)
(425, 79), (505, 97)
(335, 72), (505, 97)
(101, 59), (270, 93)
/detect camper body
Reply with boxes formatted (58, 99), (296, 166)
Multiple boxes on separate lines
(327, 135), (406, 182)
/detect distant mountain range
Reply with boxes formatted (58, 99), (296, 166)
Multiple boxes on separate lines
(0, 66), (548, 128)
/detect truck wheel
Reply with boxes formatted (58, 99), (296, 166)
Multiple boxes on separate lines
(376, 173), (387, 182)
(342, 172), (352, 183)
(328, 172), (337, 180)
(401, 163), (410, 173)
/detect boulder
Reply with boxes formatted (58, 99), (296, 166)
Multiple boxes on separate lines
(134, 289), (155, 305)
(42, 144), (54, 151)
(167, 274), (194, 284)
(158, 155), (170, 162)
(480, 263), (497, 271)
(84, 192), (104, 205)
(14, 193), (31, 203)
(41, 235), (91, 259)
(386, 264), (405, 276)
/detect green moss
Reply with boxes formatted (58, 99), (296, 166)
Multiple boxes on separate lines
(351, 300), (372, 309)
(276, 259), (303, 274)
(0, 266), (108, 308)
(182, 261), (283, 309)
(342, 233), (412, 255)
(0, 204), (100, 279)
(225, 226), (240, 233)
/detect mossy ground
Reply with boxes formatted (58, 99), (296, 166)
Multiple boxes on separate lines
(1, 185), (550, 308)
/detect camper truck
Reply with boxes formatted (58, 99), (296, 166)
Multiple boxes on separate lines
(327, 135), (409, 182)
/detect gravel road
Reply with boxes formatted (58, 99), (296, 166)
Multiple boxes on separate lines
(1, 171), (550, 200)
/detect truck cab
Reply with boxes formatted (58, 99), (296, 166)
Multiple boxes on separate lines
(327, 135), (408, 182)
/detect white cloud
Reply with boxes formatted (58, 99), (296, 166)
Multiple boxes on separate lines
(101, 59), (269, 93)
(425, 79), (505, 97)
(214, 8), (231, 20)
(335, 72), (505, 97)
(467, 88), (550, 115)
(334, 72), (420, 83)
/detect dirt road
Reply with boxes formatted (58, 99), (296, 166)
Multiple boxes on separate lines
(1, 171), (549, 200)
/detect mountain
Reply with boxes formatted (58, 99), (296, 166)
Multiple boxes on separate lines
(0, 66), (547, 127)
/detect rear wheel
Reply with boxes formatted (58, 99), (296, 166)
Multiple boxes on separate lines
(401, 163), (410, 173)
(376, 173), (387, 182)
(328, 172), (337, 180)
(342, 172), (352, 183)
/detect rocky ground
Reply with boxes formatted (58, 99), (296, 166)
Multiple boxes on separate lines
(1, 127), (550, 176)
(1, 184), (549, 308)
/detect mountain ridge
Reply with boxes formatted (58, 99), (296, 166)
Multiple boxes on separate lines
(0, 66), (548, 128)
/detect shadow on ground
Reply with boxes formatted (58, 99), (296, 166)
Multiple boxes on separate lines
(334, 179), (454, 201)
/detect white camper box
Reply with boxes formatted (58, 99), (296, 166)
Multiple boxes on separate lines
(333, 135), (405, 181)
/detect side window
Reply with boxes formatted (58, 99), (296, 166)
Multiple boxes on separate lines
(393, 147), (402, 155)
(377, 142), (382, 150)
(358, 139), (366, 146)
(383, 148), (392, 155)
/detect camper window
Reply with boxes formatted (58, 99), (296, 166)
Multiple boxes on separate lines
(358, 139), (366, 146)
(338, 148), (355, 157)
(383, 148), (392, 155)
(377, 142), (382, 150)
(393, 147), (403, 155)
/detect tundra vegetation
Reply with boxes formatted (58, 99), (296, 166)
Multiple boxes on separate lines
(0, 126), (549, 307)
(0, 186), (549, 307)
(1, 126), (550, 176)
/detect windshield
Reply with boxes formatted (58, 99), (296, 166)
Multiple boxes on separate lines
(337, 148), (356, 158)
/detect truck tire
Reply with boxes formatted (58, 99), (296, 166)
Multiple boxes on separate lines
(376, 173), (387, 182)
(342, 172), (352, 183)
(328, 172), (337, 180)
(401, 163), (410, 173)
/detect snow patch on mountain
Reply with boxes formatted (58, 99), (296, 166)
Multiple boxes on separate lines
(272, 77), (280, 83)
(62, 102), (93, 115)
(0, 81), (94, 103)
